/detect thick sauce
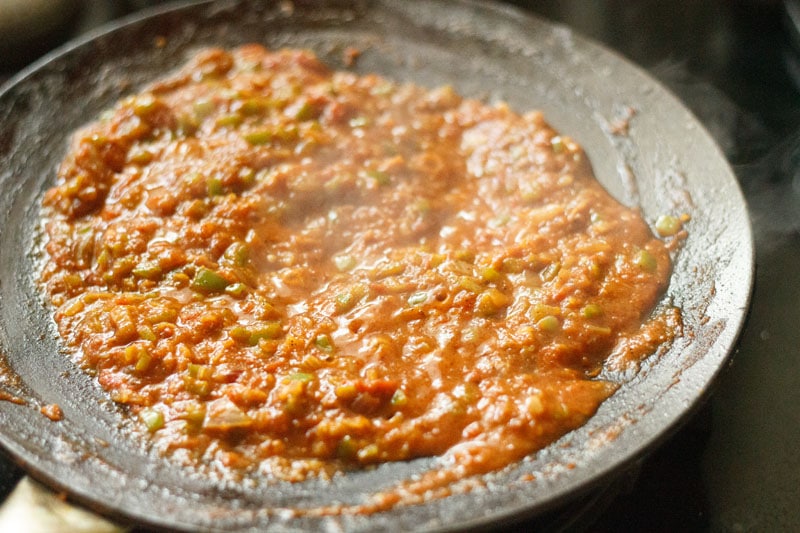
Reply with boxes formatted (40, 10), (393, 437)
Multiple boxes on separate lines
(41, 46), (678, 481)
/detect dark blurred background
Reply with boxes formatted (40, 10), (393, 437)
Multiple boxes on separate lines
(2, 1), (799, 531)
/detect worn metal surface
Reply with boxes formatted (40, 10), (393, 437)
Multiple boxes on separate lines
(0, 1), (753, 531)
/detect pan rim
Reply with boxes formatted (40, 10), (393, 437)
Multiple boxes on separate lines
(0, 1), (754, 531)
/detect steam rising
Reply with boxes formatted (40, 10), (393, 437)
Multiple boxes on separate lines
(650, 60), (800, 249)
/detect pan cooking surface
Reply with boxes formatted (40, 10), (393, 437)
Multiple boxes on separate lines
(0, 1), (753, 531)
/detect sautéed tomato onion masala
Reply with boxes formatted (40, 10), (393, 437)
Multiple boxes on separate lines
(39, 45), (683, 503)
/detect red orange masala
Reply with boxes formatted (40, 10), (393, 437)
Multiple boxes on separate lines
(40, 45), (679, 481)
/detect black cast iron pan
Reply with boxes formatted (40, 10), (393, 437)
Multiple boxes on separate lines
(0, 1), (754, 531)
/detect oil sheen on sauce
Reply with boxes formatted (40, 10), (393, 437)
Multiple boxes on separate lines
(40, 45), (680, 489)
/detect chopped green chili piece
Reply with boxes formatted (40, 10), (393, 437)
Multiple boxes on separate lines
(225, 282), (248, 298)
(366, 170), (391, 185)
(215, 113), (242, 128)
(240, 98), (268, 116)
(193, 99), (215, 119)
(97, 249), (111, 270)
(237, 167), (256, 186)
(140, 408), (164, 433)
(358, 443), (379, 462)
(206, 177), (224, 196)
(229, 326), (252, 345)
(231, 322), (282, 346)
(335, 293), (356, 313)
(581, 303), (603, 319)
(243, 130), (273, 145)
(454, 249), (475, 262)
(289, 372), (314, 382)
(294, 101), (319, 121)
(391, 389), (408, 407)
(186, 379), (212, 397)
(536, 315), (560, 332)
(132, 262), (163, 280)
(176, 113), (198, 136)
(635, 250), (658, 273)
(187, 363), (214, 381)
(273, 125), (298, 143)
(334, 284), (367, 314)
(413, 198), (431, 214)
(191, 267), (230, 293)
(223, 242), (250, 266)
(314, 334), (334, 353)
(337, 435), (358, 459)
(655, 214), (682, 237)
